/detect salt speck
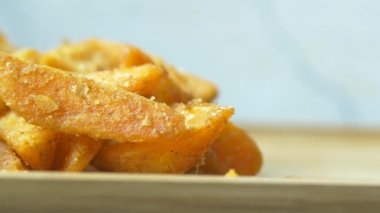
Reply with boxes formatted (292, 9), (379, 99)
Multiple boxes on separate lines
(141, 115), (151, 127)
(5, 62), (11, 68)
(71, 85), (77, 93)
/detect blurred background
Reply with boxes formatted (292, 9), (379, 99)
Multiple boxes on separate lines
(1, 0), (379, 128)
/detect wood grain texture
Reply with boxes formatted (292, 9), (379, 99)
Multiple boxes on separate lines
(0, 127), (380, 212)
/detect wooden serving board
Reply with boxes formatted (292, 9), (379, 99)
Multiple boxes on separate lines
(0, 127), (380, 212)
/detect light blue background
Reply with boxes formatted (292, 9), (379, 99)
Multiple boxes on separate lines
(1, 0), (379, 127)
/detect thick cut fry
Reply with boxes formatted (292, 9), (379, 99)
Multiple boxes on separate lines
(154, 57), (218, 102)
(41, 39), (152, 72)
(0, 112), (56, 170)
(0, 53), (232, 143)
(0, 140), (26, 171)
(0, 48), (41, 114)
(0, 33), (14, 53)
(82, 64), (192, 104)
(92, 102), (233, 173)
(42, 39), (217, 103)
(52, 134), (102, 171)
(200, 123), (262, 175)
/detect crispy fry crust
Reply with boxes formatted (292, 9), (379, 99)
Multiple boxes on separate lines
(40, 39), (217, 104)
(0, 34), (13, 115)
(52, 134), (102, 171)
(0, 48), (42, 115)
(0, 112), (57, 170)
(200, 123), (262, 175)
(81, 64), (163, 96)
(12, 48), (41, 63)
(0, 140), (26, 171)
(154, 57), (218, 102)
(0, 53), (232, 143)
(179, 72), (218, 102)
(92, 102), (233, 173)
(82, 64), (192, 104)
(41, 39), (152, 72)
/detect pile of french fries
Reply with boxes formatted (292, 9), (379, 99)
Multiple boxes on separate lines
(0, 33), (262, 175)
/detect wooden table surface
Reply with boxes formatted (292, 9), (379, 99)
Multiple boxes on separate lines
(1, 126), (380, 212)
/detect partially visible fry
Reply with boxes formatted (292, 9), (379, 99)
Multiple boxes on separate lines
(12, 48), (41, 63)
(41, 39), (152, 72)
(200, 123), (262, 175)
(154, 57), (218, 102)
(179, 72), (218, 102)
(0, 140), (26, 171)
(0, 53), (232, 143)
(41, 39), (218, 103)
(0, 111), (56, 170)
(52, 134), (102, 171)
(92, 101), (233, 173)
(82, 64), (192, 104)
(0, 33), (14, 53)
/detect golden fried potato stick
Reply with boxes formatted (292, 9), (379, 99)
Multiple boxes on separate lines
(12, 48), (41, 63)
(81, 64), (192, 104)
(154, 57), (218, 102)
(40, 39), (152, 72)
(92, 101), (233, 173)
(41, 39), (217, 102)
(41, 39), (217, 103)
(200, 123), (262, 175)
(52, 134), (102, 171)
(179, 72), (218, 102)
(0, 140), (26, 171)
(0, 33), (14, 53)
(0, 49), (41, 113)
(0, 34), (15, 114)
(0, 53), (231, 143)
(0, 111), (57, 170)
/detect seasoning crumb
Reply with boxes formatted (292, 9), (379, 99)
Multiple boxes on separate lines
(225, 169), (239, 178)
(141, 115), (151, 127)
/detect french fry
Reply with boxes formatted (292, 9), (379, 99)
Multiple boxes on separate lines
(0, 140), (26, 171)
(92, 101), (233, 173)
(0, 111), (56, 170)
(12, 48), (41, 63)
(200, 123), (262, 175)
(0, 47), (39, 116)
(41, 39), (218, 102)
(179, 72), (218, 102)
(0, 48), (42, 114)
(0, 53), (232, 143)
(40, 39), (152, 72)
(52, 134), (102, 171)
(81, 64), (192, 104)
(154, 57), (218, 102)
